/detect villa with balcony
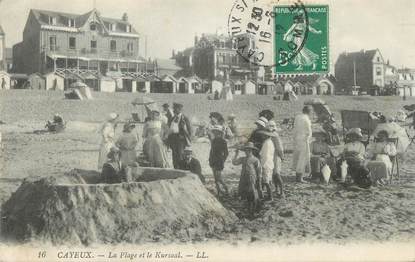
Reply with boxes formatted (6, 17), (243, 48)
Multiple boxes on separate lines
(13, 8), (156, 91)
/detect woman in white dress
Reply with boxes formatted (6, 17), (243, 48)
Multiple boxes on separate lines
(143, 110), (170, 168)
(98, 113), (119, 170)
(292, 106), (312, 182)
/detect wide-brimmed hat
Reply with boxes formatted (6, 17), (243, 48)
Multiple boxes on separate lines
(346, 128), (363, 139)
(184, 146), (193, 152)
(241, 142), (258, 151)
(162, 103), (170, 108)
(376, 129), (390, 139)
(228, 113), (236, 119)
(108, 112), (119, 121)
(173, 103), (183, 109)
(123, 122), (135, 131)
(255, 116), (268, 128)
(107, 146), (120, 159)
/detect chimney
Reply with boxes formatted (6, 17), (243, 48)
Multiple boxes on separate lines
(122, 13), (128, 22)
(194, 35), (199, 46)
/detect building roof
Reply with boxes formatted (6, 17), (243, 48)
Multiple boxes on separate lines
(156, 58), (182, 71)
(336, 49), (382, 65)
(30, 9), (138, 35)
(0, 25), (4, 35)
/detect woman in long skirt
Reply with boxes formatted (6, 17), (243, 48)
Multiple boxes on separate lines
(143, 110), (170, 168)
(98, 113), (119, 170)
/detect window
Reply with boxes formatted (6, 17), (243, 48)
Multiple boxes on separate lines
(69, 37), (76, 49)
(49, 36), (57, 51)
(68, 18), (75, 27)
(376, 67), (382, 76)
(90, 23), (97, 31)
(232, 55), (237, 64)
(377, 57), (380, 62)
(48, 16), (57, 25)
(110, 40), (116, 51)
(91, 40), (97, 49)
(127, 42), (134, 52)
(126, 25), (131, 33)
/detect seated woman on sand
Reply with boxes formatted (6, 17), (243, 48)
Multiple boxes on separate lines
(310, 128), (336, 182)
(366, 130), (397, 185)
(101, 147), (131, 184)
(339, 128), (371, 188)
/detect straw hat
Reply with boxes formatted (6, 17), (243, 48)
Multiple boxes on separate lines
(228, 113), (236, 119)
(108, 112), (119, 121)
(107, 147), (120, 159)
(173, 103), (183, 109)
(346, 128), (363, 139)
(241, 142), (258, 151)
(255, 116), (268, 128)
(376, 129), (390, 139)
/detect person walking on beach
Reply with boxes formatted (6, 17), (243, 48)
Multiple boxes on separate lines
(267, 120), (285, 198)
(167, 103), (192, 168)
(233, 142), (262, 218)
(292, 106), (313, 183)
(209, 126), (229, 195)
(258, 129), (276, 201)
(116, 122), (139, 167)
(248, 116), (268, 157)
(98, 112), (119, 170)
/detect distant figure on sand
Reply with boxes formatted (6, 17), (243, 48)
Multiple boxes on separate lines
(209, 126), (229, 195)
(178, 146), (205, 184)
(98, 113), (119, 170)
(233, 142), (262, 218)
(292, 106), (312, 182)
(116, 122), (139, 166)
(167, 103), (192, 168)
(101, 147), (130, 184)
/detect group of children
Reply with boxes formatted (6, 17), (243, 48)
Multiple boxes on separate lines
(206, 110), (285, 217)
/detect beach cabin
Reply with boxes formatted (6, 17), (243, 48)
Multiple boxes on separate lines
(44, 72), (64, 91)
(242, 80), (256, 94)
(100, 77), (116, 93)
(160, 74), (178, 93)
(211, 80), (223, 95)
(274, 82), (284, 95)
(135, 76), (151, 93)
(398, 86), (415, 97)
(0, 71), (10, 89)
(233, 80), (243, 95)
(283, 80), (295, 93)
(27, 73), (46, 90)
(258, 81), (275, 95)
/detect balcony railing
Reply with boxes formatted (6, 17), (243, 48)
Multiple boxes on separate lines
(45, 46), (139, 61)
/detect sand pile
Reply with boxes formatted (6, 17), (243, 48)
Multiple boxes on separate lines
(1, 168), (236, 245)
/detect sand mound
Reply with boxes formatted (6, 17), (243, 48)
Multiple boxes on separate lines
(1, 168), (236, 245)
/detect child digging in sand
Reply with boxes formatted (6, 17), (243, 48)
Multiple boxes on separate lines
(209, 125), (229, 196)
(233, 142), (262, 218)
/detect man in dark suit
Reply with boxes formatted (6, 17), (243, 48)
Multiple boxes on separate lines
(167, 103), (192, 168)
(178, 146), (205, 183)
(162, 103), (174, 123)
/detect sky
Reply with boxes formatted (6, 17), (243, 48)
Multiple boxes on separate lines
(0, 0), (414, 71)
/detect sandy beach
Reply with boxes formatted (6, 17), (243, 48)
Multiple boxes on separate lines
(1, 90), (415, 246)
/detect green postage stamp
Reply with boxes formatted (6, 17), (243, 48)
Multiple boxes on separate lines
(274, 5), (329, 74)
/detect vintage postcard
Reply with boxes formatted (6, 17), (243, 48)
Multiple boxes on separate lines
(0, 0), (414, 261)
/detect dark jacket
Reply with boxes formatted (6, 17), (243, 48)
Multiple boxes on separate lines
(168, 113), (192, 145)
(101, 161), (128, 184)
(178, 157), (205, 183)
(209, 137), (229, 171)
(248, 128), (266, 157)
